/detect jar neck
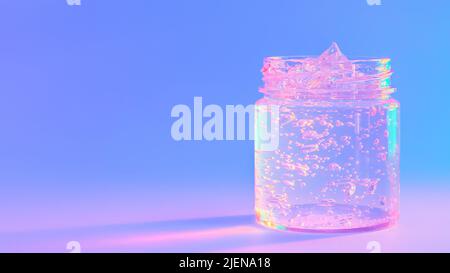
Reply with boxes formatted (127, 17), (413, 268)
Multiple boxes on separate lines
(260, 49), (395, 101)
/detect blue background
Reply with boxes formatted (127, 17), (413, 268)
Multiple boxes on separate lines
(0, 0), (449, 231)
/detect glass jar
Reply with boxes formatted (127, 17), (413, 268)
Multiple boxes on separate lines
(255, 43), (400, 232)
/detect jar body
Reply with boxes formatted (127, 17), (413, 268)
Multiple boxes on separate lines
(255, 97), (400, 232)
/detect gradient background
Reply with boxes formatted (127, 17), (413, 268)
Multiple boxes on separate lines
(0, 0), (449, 252)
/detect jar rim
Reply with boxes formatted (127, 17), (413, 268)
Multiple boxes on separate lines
(265, 55), (390, 63)
(263, 55), (392, 75)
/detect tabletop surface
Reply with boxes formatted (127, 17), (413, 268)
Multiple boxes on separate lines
(1, 183), (449, 253)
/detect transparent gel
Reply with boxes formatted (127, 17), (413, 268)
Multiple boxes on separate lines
(255, 43), (400, 232)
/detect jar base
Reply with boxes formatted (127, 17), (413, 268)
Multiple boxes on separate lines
(256, 203), (398, 233)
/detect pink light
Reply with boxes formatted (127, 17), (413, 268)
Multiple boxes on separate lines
(92, 225), (264, 249)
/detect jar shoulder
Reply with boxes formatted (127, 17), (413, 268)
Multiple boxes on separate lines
(256, 97), (400, 109)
